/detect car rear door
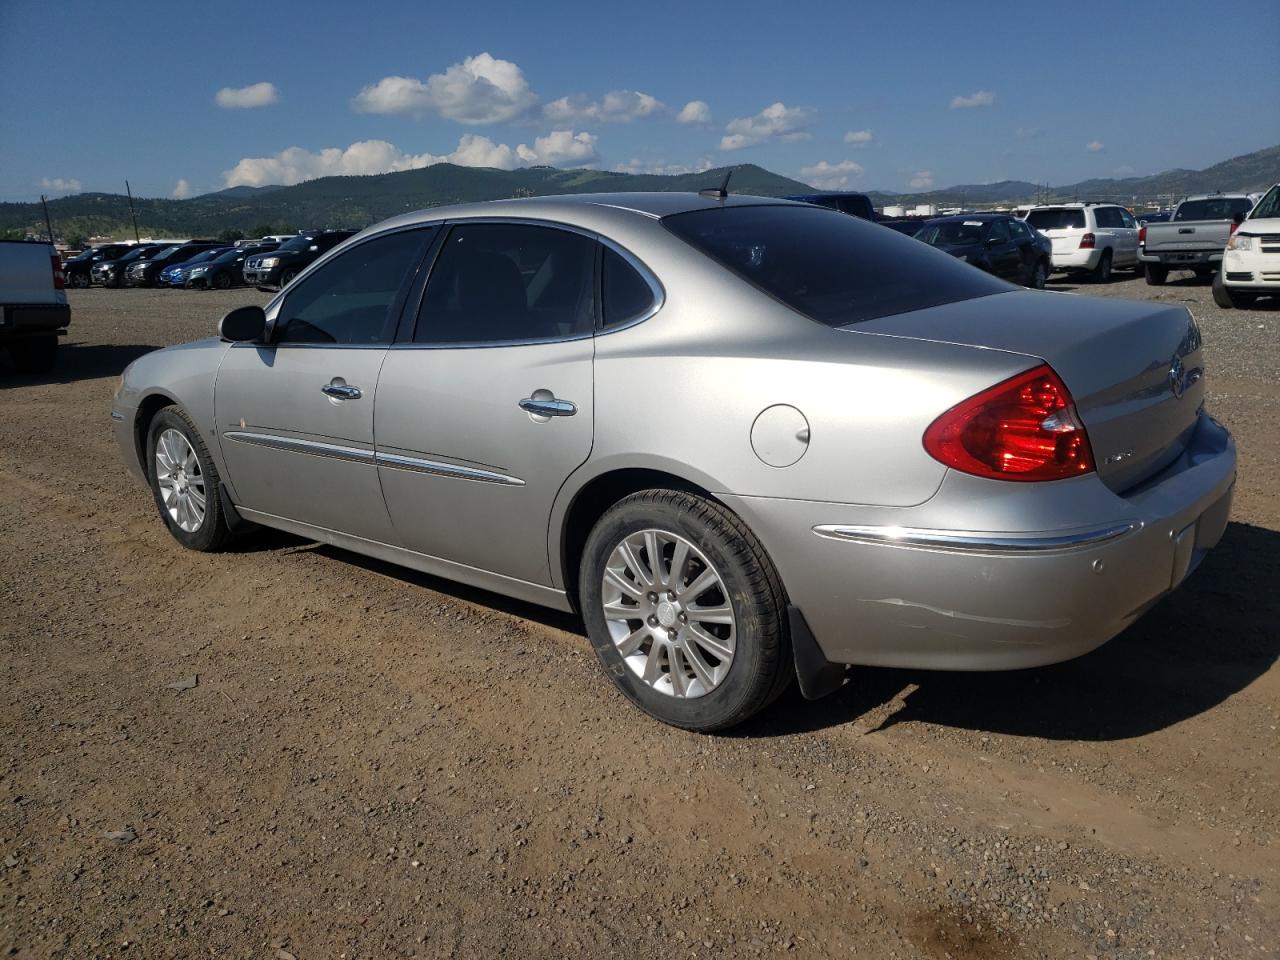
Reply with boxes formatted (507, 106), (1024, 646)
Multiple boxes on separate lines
(984, 220), (1021, 280)
(214, 226), (436, 543)
(1111, 207), (1139, 265)
(373, 220), (598, 587)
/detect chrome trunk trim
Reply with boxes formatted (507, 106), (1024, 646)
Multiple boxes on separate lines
(812, 521), (1139, 553)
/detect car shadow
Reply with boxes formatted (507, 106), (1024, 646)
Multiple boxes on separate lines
(738, 520), (1278, 742)
(0, 342), (156, 387)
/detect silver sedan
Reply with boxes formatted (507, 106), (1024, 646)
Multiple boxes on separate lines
(112, 193), (1236, 731)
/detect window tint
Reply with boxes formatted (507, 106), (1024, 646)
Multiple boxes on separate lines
(664, 205), (1007, 327)
(1118, 209), (1136, 229)
(1098, 207), (1126, 228)
(275, 228), (431, 345)
(415, 223), (596, 344)
(988, 221), (1011, 242)
(1026, 209), (1086, 230)
(1010, 220), (1033, 241)
(915, 220), (985, 245)
(1173, 198), (1254, 221)
(602, 247), (656, 328)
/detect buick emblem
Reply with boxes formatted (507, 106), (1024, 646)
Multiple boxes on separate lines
(1168, 355), (1186, 399)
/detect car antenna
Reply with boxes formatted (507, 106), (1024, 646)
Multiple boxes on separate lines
(699, 166), (736, 201)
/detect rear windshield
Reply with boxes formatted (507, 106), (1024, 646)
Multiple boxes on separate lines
(1026, 209), (1085, 230)
(1173, 198), (1254, 221)
(663, 205), (1007, 326)
(915, 220), (986, 245)
(278, 235), (316, 251)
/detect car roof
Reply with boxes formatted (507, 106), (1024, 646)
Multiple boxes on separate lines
(926, 213), (1010, 223)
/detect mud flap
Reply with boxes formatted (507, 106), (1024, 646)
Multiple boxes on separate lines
(789, 606), (846, 700)
(218, 482), (253, 533)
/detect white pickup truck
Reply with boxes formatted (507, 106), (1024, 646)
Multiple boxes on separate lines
(1215, 183), (1280, 309)
(1, 240), (71, 373)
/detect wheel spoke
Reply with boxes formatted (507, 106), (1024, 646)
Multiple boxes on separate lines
(681, 640), (716, 689)
(687, 624), (733, 662)
(643, 531), (663, 587)
(619, 539), (653, 588)
(188, 486), (206, 510)
(604, 568), (644, 600)
(688, 604), (733, 625)
(679, 568), (717, 603)
(667, 646), (688, 697)
(641, 642), (665, 684)
(668, 539), (690, 590)
(615, 626), (649, 658)
(602, 600), (640, 621)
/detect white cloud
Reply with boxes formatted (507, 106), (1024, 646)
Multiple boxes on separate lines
(799, 159), (864, 190)
(352, 52), (537, 125)
(1087, 140), (1105, 152)
(719, 102), (813, 151)
(215, 82), (279, 109)
(1113, 164), (1135, 176)
(950, 90), (995, 109)
(544, 90), (662, 124)
(40, 177), (81, 193)
(223, 131), (596, 187)
(908, 170), (935, 190)
(613, 156), (714, 176)
(172, 179), (193, 199)
(676, 100), (712, 125)
(843, 129), (873, 146)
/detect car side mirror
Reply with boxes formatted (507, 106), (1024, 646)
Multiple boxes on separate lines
(218, 305), (267, 343)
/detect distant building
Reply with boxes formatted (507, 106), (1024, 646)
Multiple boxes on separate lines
(880, 204), (906, 217)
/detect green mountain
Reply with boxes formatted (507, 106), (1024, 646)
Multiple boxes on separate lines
(0, 164), (812, 241)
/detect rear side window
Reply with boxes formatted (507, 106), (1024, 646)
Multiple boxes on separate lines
(664, 205), (1007, 327)
(601, 247), (656, 328)
(1010, 220), (1033, 241)
(415, 223), (596, 344)
(276, 228), (432, 345)
(1026, 209), (1086, 230)
(1173, 198), (1254, 221)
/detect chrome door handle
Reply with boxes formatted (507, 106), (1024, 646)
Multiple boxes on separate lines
(519, 397), (577, 417)
(321, 383), (362, 400)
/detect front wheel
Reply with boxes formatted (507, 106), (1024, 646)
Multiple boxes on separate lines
(146, 407), (233, 552)
(579, 490), (792, 731)
(212, 272), (232, 290)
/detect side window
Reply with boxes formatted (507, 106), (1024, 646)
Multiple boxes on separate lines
(1009, 220), (1031, 241)
(275, 228), (431, 345)
(1095, 207), (1120, 229)
(1118, 209), (1136, 229)
(987, 221), (1011, 242)
(415, 223), (595, 345)
(838, 196), (872, 219)
(601, 247), (656, 328)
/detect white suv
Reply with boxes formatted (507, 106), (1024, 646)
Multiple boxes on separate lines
(1215, 182), (1280, 309)
(1023, 203), (1139, 282)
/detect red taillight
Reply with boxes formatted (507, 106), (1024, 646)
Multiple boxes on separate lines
(1229, 221), (1240, 236)
(51, 254), (65, 290)
(1078, 232), (1096, 250)
(923, 365), (1095, 482)
(1138, 226), (1147, 244)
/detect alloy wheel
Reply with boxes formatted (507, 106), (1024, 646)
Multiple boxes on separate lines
(601, 528), (736, 699)
(155, 428), (206, 533)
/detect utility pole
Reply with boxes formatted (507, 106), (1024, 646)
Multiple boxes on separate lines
(40, 195), (55, 244)
(125, 180), (141, 242)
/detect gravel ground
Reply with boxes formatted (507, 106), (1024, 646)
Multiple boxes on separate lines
(0, 274), (1277, 959)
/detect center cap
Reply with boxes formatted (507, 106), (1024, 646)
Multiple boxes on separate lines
(656, 600), (678, 629)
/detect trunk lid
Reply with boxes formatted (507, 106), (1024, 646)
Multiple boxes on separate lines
(849, 290), (1206, 492)
(1143, 220), (1230, 252)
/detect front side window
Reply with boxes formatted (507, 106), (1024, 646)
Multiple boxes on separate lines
(1010, 220), (1033, 241)
(915, 220), (985, 245)
(415, 223), (596, 344)
(1118, 209), (1137, 229)
(665, 205), (1007, 327)
(601, 247), (656, 328)
(275, 228), (432, 345)
(987, 221), (1011, 242)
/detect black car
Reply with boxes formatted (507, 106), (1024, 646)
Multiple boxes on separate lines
(62, 243), (134, 288)
(185, 243), (279, 289)
(784, 192), (875, 221)
(243, 230), (357, 288)
(914, 213), (1052, 289)
(1136, 211), (1171, 224)
(90, 243), (170, 288)
(124, 241), (221, 287)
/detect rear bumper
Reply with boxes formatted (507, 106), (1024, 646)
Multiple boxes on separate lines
(1049, 248), (1101, 271)
(1139, 249), (1222, 266)
(1, 302), (71, 338)
(723, 414), (1235, 671)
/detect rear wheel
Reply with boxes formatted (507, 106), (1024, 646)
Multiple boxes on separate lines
(1028, 259), (1048, 290)
(1145, 264), (1168, 286)
(579, 490), (792, 732)
(8, 335), (57, 374)
(70, 272), (90, 288)
(278, 270), (297, 288)
(212, 272), (232, 290)
(1090, 249), (1113, 283)
(146, 407), (233, 552)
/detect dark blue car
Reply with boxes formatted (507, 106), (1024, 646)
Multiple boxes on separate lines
(185, 243), (279, 289)
(159, 247), (233, 287)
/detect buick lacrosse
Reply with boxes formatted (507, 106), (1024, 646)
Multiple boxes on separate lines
(112, 193), (1235, 730)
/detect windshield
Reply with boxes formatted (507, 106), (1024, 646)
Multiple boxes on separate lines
(152, 246), (181, 259)
(1174, 198), (1254, 221)
(213, 247), (253, 262)
(278, 235), (315, 252)
(118, 247), (152, 262)
(1026, 209), (1085, 230)
(915, 220), (987, 245)
(663, 204), (1007, 327)
(1247, 185), (1279, 221)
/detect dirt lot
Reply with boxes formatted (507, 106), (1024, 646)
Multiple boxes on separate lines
(1, 274), (1277, 960)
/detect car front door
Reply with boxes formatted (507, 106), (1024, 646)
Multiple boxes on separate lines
(374, 221), (599, 587)
(1007, 219), (1039, 282)
(984, 220), (1020, 279)
(214, 226), (436, 543)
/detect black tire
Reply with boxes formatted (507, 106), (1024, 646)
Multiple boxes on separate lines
(70, 272), (90, 288)
(1145, 264), (1168, 286)
(1211, 270), (1235, 309)
(579, 489), (793, 732)
(1027, 259), (1048, 290)
(9, 335), (57, 374)
(1193, 267), (1214, 283)
(278, 270), (297, 288)
(145, 407), (233, 552)
(1090, 249), (1113, 283)
(212, 272), (232, 290)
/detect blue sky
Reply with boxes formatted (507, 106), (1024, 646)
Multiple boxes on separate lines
(2, 0), (1277, 202)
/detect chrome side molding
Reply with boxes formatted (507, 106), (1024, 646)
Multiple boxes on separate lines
(812, 521), (1139, 553)
(222, 431), (525, 486)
